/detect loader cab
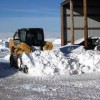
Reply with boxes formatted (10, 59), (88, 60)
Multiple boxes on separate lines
(13, 28), (45, 47)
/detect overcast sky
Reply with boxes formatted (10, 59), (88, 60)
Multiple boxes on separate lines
(0, 0), (62, 36)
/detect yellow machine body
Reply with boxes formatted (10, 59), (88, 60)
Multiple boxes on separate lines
(9, 39), (31, 55)
(43, 41), (53, 50)
(9, 39), (53, 55)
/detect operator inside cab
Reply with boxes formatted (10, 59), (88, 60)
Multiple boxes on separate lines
(27, 32), (35, 46)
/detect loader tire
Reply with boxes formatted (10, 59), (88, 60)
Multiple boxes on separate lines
(17, 55), (22, 70)
(10, 54), (18, 69)
(23, 65), (28, 73)
(10, 54), (14, 67)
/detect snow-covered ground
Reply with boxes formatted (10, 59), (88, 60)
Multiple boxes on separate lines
(0, 38), (100, 100)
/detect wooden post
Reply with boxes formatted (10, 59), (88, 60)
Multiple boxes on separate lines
(61, 5), (65, 46)
(70, 0), (74, 44)
(83, 0), (88, 48)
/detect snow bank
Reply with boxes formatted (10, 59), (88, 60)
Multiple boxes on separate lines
(45, 38), (61, 49)
(3, 54), (10, 61)
(53, 39), (61, 45)
(1, 37), (100, 77)
(22, 46), (100, 77)
(0, 42), (9, 58)
(76, 50), (100, 73)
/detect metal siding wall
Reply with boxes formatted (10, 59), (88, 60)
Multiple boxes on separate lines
(66, 6), (84, 42)
(67, 30), (84, 42)
(88, 17), (100, 27)
(88, 30), (100, 37)
(87, 0), (100, 37)
(64, 0), (100, 44)
(67, 16), (84, 28)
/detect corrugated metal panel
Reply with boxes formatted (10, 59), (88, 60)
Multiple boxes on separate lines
(67, 30), (84, 42)
(66, 16), (84, 28)
(66, 17), (100, 28)
(88, 17), (100, 27)
(66, 30), (100, 42)
(62, 0), (100, 44)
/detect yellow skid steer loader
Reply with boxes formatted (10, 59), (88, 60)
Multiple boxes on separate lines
(9, 28), (53, 73)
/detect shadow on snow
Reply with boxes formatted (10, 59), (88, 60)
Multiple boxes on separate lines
(0, 62), (18, 78)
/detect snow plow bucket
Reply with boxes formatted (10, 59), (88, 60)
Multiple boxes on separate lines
(43, 41), (53, 50)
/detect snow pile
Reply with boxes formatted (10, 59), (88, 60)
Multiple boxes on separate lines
(0, 40), (9, 58)
(75, 50), (100, 73)
(22, 46), (100, 77)
(3, 54), (10, 61)
(22, 50), (67, 76)
(0, 37), (100, 77)
(53, 39), (61, 45)
(45, 38), (61, 49)
(74, 37), (84, 44)
(52, 39), (61, 49)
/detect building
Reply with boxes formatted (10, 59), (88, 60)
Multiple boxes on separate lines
(61, 0), (100, 47)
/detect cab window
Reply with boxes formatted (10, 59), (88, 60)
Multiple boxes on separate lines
(37, 32), (43, 41)
(19, 30), (26, 43)
(13, 31), (19, 40)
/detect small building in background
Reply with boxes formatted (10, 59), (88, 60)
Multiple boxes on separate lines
(61, 0), (100, 47)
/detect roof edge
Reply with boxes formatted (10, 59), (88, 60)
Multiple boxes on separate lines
(61, 0), (70, 6)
